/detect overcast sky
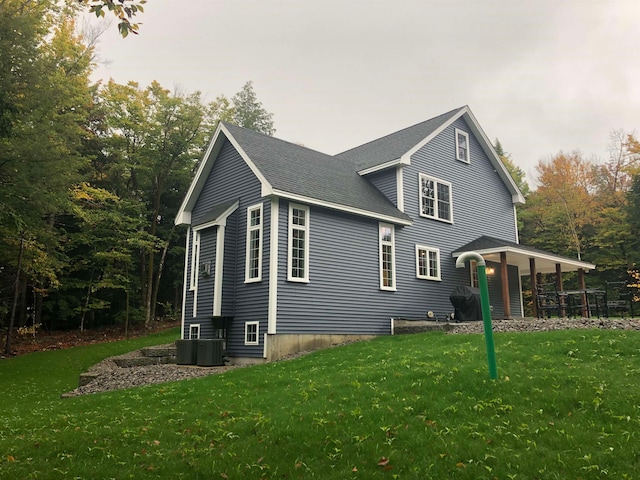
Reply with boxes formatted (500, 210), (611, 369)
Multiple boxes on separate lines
(88, 0), (640, 186)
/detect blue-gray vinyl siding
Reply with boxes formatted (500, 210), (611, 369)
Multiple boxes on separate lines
(366, 168), (397, 207)
(182, 139), (270, 357)
(276, 201), (393, 334)
(272, 117), (521, 334)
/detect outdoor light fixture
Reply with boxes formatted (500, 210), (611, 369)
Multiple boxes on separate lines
(486, 267), (495, 275)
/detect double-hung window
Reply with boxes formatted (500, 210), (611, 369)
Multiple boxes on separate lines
(379, 223), (396, 290)
(288, 204), (309, 282)
(455, 128), (470, 163)
(245, 203), (263, 282)
(189, 230), (201, 290)
(415, 245), (441, 281)
(419, 173), (452, 223)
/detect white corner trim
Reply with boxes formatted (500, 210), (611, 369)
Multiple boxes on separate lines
(268, 198), (279, 334)
(213, 225), (225, 317)
(396, 166), (404, 212)
(180, 227), (191, 339)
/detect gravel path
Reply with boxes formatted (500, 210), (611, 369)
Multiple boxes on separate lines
(447, 317), (640, 334)
(64, 318), (640, 397)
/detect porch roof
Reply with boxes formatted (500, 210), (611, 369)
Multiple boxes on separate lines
(452, 236), (596, 276)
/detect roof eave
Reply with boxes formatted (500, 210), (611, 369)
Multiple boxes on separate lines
(270, 188), (413, 226)
(174, 123), (273, 226)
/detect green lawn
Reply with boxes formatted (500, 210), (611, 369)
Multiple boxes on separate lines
(1, 327), (639, 479)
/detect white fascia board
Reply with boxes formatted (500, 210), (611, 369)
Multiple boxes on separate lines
(358, 157), (407, 176)
(174, 123), (273, 226)
(452, 246), (596, 271)
(220, 124), (274, 195)
(192, 200), (239, 232)
(175, 123), (226, 226)
(270, 189), (412, 226)
(462, 108), (526, 206)
(400, 107), (468, 164)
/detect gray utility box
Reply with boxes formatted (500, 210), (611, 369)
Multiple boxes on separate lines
(197, 339), (225, 367)
(175, 339), (198, 365)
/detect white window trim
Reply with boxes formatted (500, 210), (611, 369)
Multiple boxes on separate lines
(419, 173), (453, 224)
(244, 203), (263, 283)
(189, 230), (201, 291)
(455, 128), (470, 163)
(189, 323), (201, 339)
(244, 321), (259, 345)
(415, 245), (441, 281)
(287, 203), (310, 283)
(470, 260), (479, 288)
(379, 223), (396, 291)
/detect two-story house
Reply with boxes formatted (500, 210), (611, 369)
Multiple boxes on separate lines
(175, 106), (595, 363)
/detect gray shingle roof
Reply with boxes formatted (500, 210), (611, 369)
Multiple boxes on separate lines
(336, 107), (465, 170)
(223, 122), (412, 224)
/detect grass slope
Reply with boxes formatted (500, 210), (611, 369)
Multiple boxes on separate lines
(1, 328), (639, 479)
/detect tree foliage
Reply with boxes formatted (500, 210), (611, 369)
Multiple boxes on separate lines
(0, 0), (277, 350)
(519, 135), (640, 291)
(78, 0), (146, 37)
(494, 138), (530, 197)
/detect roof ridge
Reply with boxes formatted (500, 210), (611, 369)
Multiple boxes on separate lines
(336, 106), (466, 158)
(222, 121), (334, 158)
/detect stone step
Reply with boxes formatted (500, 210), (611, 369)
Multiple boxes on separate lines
(141, 345), (177, 358)
(112, 355), (176, 368)
(79, 372), (100, 387)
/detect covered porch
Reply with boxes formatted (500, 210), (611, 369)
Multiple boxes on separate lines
(453, 236), (596, 319)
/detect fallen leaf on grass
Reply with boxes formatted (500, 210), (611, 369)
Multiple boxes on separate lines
(7, 455), (16, 462)
(377, 457), (389, 466)
(456, 462), (466, 468)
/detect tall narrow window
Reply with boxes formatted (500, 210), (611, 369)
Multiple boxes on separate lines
(419, 174), (453, 223)
(470, 260), (479, 288)
(379, 223), (396, 290)
(189, 230), (201, 290)
(245, 203), (263, 282)
(288, 204), (309, 282)
(416, 245), (441, 281)
(245, 321), (259, 345)
(455, 128), (470, 163)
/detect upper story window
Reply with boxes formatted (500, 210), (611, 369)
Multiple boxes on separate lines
(288, 203), (309, 282)
(419, 173), (453, 223)
(416, 245), (441, 281)
(455, 128), (470, 163)
(189, 230), (201, 290)
(379, 223), (396, 291)
(245, 203), (263, 282)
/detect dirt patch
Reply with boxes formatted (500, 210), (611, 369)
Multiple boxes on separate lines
(1, 318), (181, 359)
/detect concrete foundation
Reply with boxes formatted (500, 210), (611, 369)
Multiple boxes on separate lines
(262, 333), (376, 362)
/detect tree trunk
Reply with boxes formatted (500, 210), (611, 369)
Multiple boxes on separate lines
(80, 272), (93, 333)
(5, 237), (24, 356)
(150, 223), (176, 322)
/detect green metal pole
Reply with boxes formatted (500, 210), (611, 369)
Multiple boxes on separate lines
(456, 252), (498, 379)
